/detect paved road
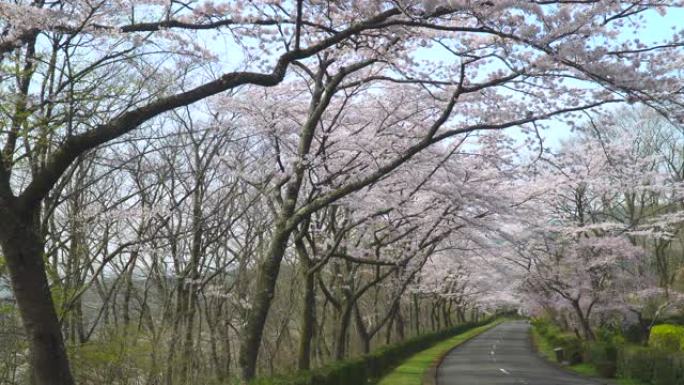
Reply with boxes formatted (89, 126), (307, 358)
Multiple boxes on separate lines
(437, 321), (605, 385)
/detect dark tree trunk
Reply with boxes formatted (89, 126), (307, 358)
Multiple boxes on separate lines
(354, 304), (371, 354)
(430, 303), (436, 332)
(442, 302), (450, 328)
(335, 303), (354, 360)
(238, 225), (291, 380)
(165, 273), (187, 385)
(395, 306), (405, 340)
(571, 300), (595, 340)
(413, 294), (421, 336)
(297, 254), (316, 370)
(0, 207), (75, 385)
(457, 307), (466, 324)
(385, 312), (394, 345)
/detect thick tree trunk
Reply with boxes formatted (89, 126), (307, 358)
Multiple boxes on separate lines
(457, 308), (466, 324)
(442, 302), (450, 327)
(296, 256), (316, 370)
(335, 303), (354, 360)
(431, 301), (441, 331)
(354, 304), (371, 354)
(430, 304), (436, 331)
(180, 293), (197, 384)
(385, 312), (394, 345)
(413, 294), (421, 336)
(395, 306), (405, 340)
(0, 209), (75, 385)
(238, 225), (291, 381)
(571, 300), (595, 340)
(238, 64), (330, 381)
(165, 279), (187, 385)
(180, 188), (203, 384)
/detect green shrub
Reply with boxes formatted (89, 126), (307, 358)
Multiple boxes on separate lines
(531, 318), (561, 339)
(249, 319), (491, 385)
(618, 345), (657, 383)
(596, 325), (625, 346)
(650, 324), (684, 352)
(586, 342), (617, 378)
(550, 334), (584, 364)
(653, 354), (676, 385)
(623, 323), (648, 344)
(531, 318), (584, 364)
(531, 322), (684, 384)
(69, 325), (158, 384)
(617, 345), (684, 385)
(653, 352), (684, 385)
(530, 318), (549, 335)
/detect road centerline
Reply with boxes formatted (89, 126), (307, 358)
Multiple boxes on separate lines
(436, 321), (601, 385)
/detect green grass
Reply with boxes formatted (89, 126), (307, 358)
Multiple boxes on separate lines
(531, 326), (648, 385)
(530, 329), (602, 377)
(566, 357), (645, 385)
(377, 320), (503, 385)
(531, 327), (601, 376)
(530, 327), (555, 360)
(568, 363), (599, 377)
(614, 379), (648, 385)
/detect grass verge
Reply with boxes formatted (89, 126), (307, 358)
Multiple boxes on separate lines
(530, 327), (604, 378)
(377, 320), (503, 385)
(530, 327), (647, 385)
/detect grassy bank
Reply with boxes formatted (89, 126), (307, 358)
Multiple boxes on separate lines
(530, 325), (647, 385)
(530, 327), (600, 377)
(377, 320), (503, 385)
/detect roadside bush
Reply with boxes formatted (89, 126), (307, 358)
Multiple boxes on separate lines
(617, 345), (684, 385)
(652, 354), (679, 385)
(617, 346), (658, 383)
(531, 318), (583, 364)
(596, 325), (625, 345)
(250, 319), (492, 385)
(531, 318), (560, 339)
(552, 334), (583, 365)
(650, 324), (684, 352)
(531, 319), (684, 384)
(623, 323), (648, 345)
(586, 342), (617, 377)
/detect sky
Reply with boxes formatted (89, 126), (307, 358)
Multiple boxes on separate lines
(200, 4), (684, 151)
(412, 6), (684, 150)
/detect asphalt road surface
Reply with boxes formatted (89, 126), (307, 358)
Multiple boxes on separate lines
(437, 321), (605, 385)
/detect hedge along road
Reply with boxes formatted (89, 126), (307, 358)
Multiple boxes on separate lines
(438, 321), (602, 385)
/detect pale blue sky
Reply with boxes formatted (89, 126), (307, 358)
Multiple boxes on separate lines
(410, 7), (684, 149)
(204, 5), (684, 150)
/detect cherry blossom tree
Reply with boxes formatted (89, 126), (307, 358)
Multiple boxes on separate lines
(517, 108), (684, 338)
(1, 2), (684, 384)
